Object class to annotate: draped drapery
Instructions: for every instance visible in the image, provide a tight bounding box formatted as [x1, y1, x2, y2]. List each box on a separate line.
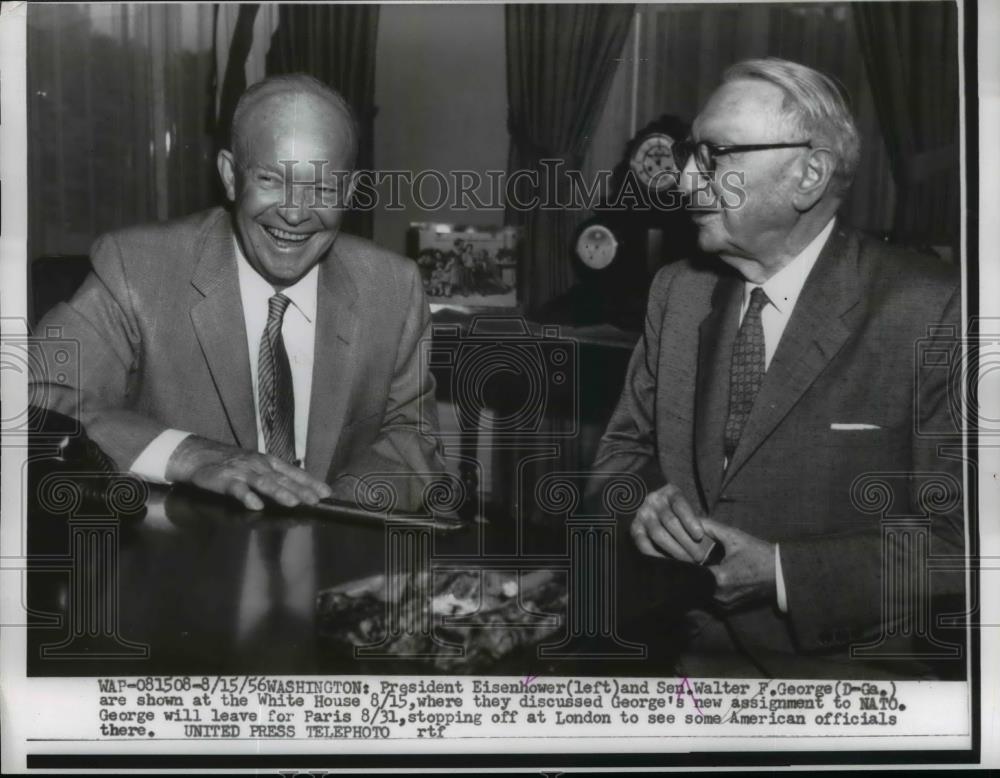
[27, 3, 216, 260]
[504, 4, 634, 314]
[854, 1, 960, 250]
[214, 3, 260, 151]
[497, 5, 634, 526]
[265, 4, 381, 239]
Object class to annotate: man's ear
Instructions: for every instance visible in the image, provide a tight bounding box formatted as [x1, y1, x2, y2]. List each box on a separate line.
[792, 148, 836, 210]
[216, 149, 237, 202]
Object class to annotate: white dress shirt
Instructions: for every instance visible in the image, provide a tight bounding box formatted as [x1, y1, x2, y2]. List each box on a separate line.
[732, 217, 836, 613]
[737, 217, 836, 370]
[130, 238, 319, 481]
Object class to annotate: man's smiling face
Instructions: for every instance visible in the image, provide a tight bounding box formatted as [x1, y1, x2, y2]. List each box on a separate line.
[218, 92, 355, 289]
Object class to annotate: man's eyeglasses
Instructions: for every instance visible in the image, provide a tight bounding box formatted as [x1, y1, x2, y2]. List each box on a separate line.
[671, 139, 813, 173]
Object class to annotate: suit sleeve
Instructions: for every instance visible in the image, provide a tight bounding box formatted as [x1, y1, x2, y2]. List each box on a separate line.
[586, 267, 673, 506]
[329, 264, 447, 511]
[780, 285, 966, 650]
[30, 234, 168, 470]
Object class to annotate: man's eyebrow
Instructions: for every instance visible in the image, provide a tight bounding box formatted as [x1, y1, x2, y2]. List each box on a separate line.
[693, 133, 736, 145]
[691, 120, 736, 145]
[244, 161, 283, 174]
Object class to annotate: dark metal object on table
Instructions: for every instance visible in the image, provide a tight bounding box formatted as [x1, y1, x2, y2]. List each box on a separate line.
[303, 496, 467, 532]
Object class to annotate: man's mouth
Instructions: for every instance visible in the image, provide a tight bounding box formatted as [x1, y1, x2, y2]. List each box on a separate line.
[261, 224, 314, 248]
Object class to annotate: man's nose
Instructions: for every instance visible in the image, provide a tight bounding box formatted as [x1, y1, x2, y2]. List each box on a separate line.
[676, 154, 704, 199]
[277, 187, 311, 226]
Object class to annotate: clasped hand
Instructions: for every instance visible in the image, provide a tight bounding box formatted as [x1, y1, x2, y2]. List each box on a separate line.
[630, 483, 777, 609]
[165, 436, 332, 511]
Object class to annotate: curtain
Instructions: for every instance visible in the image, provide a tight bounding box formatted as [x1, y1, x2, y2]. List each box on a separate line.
[27, 4, 216, 260]
[505, 4, 635, 314]
[265, 4, 381, 239]
[855, 2, 960, 250]
[497, 6, 634, 525]
[213, 3, 260, 150]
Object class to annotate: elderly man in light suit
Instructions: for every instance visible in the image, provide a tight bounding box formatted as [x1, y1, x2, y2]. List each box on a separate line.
[593, 58, 965, 678]
[32, 74, 444, 512]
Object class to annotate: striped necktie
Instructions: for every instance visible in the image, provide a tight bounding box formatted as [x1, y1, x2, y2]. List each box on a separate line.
[724, 287, 769, 462]
[258, 293, 296, 463]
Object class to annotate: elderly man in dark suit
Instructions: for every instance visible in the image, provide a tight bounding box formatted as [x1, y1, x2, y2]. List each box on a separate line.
[31, 74, 444, 512]
[592, 58, 965, 677]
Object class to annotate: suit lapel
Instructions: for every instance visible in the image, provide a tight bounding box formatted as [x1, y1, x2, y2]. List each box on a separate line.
[304, 244, 361, 480]
[189, 212, 257, 449]
[721, 227, 862, 488]
[694, 270, 743, 509]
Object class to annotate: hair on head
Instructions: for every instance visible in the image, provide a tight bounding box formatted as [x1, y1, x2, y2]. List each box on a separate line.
[723, 57, 861, 195]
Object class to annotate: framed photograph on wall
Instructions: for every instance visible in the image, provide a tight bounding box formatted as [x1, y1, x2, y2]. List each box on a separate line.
[407, 223, 520, 309]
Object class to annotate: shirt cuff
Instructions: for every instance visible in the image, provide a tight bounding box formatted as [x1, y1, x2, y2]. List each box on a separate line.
[775, 543, 788, 614]
[129, 429, 193, 484]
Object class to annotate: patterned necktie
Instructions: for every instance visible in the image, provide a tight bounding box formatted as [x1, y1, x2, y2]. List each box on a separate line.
[724, 287, 769, 462]
[258, 293, 296, 463]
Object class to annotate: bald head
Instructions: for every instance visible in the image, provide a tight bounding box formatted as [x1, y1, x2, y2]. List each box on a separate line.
[229, 74, 359, 170]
